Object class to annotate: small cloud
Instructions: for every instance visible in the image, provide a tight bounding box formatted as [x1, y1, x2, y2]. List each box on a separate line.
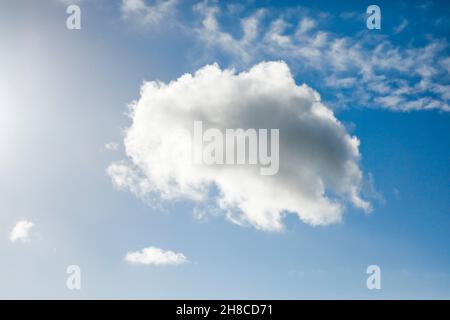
[125, 246, 188, 266]
[362, 173, 385, 205]
[394, 18, 408, 34]
[104, 142, 119, 151]
[9, 220, 34, 243]
[297, 17, 316, 34]
[121, 0, 178, 26]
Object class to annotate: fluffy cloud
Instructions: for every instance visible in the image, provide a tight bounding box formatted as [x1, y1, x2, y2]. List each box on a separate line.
[9, 220, 34, 243]
[125, 246, 187, 265]
[121, 0, 178, 25]
[108, 61, 370, 231]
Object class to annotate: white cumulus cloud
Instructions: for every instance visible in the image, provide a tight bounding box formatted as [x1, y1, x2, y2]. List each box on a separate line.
[9, 219, 34, 243]
[108, 61, 370, 231]
[125, 246, 187, 266]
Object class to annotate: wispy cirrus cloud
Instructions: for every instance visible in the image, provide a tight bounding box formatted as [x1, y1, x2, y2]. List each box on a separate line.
[118, 1, 450, 111]
[104, 142, 119, 151]
[121, 0, 178, 26]
[191, 1, 450, 112]
[393, 18, 408, 34]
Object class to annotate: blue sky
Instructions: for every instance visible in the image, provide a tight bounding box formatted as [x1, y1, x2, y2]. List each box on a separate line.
[0, 0, 449, 299]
